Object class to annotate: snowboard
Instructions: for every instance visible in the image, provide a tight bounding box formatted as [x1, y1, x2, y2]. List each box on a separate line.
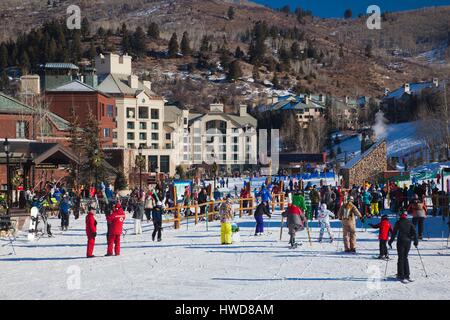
[27, 207, 39, 241]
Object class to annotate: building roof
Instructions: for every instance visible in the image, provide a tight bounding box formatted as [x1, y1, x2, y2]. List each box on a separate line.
[261, 95, 326, 112]
[44, 63, 79, 70]
[164, 105, 184, 124]
[97, 74, 157, 98]
[46, 79, 111, 98]
[0, 92, 70, 131]
[189, 110, 257, 128]
[384, 81, 438, 100]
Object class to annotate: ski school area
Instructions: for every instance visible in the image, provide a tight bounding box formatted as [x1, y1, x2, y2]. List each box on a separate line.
[1, 202, 450, 300]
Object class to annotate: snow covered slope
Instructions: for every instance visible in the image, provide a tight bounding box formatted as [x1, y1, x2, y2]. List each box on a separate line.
[1, 210, 449, 300]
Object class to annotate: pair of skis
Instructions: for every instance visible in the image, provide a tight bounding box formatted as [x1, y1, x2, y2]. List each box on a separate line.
[279, 216, 312, 246]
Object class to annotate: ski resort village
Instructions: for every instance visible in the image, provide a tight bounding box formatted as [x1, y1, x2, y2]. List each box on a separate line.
[1, 0, 450, 305]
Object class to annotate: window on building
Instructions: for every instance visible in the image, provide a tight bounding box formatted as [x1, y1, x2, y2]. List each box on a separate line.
[151, 133, 158, 141]
[107, 105, 114, 117]
[138, 107, 149, 119]
[103, 128, 111, 138]
[127, 143, 135, 148]
[233, 137, 238, 144]
[139, 132, 147, 140]
[148, 155, 158, 172]
[127, 132, 135, 140]
[233, 145, 238, 152]
[139, 122, 147, 130]
[184, 118, 188, 125]
[127, 122, 135, 129]
[165, 143, 172, 149]
[160, 155, 170, 173]
[165, 133, 171, 140]
[151, 109, 159, 119]
[113, 132, 118, 139]
[151, 143, 158, 149]
[16, 121, 28, 138]
[126, 108, 135, 119]
[151, 122, 159, 130]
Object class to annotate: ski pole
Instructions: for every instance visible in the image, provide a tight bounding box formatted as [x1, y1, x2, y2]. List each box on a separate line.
[336, 227, 341, 251]
[279, 216, 284, 241]
[384, 255, 389, 278]
[306, 221, 312, 246]
[416, 246, 428, 278]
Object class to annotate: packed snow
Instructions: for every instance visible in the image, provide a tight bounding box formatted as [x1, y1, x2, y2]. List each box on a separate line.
[1, 209, 450, 300]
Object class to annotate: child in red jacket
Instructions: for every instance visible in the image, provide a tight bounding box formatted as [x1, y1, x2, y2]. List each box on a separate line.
[85, 204, 97, 258]
[369, 214, 393, 260]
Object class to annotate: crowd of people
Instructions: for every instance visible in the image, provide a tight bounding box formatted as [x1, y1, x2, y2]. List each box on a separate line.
[21, 175, 450, 284]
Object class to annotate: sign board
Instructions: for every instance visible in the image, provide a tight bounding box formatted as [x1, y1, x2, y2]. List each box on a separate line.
[35, 164, 58, 170]
[173, 180, 192, 202]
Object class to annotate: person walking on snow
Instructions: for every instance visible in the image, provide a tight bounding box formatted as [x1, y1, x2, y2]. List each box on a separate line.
[133, 194, 145, 234]
[318, 203, 335, 243]
[219, 195, 234, 245]
[106, 203, 126, 256]
[337, 196, 364, 253]
[258, 185, 272, 213]
[388, 211, 419, 283]
[254, 202, 272, 236]
[152, 201, 164, 242]
[406, 194, 427, 240]
[369, 214, 393, 260]
[282, 198, 307, 249]
[85, 203, 97, 258]
[361, 188, 372, 217]
[59, 195, 72, 231]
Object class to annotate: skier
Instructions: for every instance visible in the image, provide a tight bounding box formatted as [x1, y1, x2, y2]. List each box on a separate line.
[406, 194, 427, 240]
[388, 211, 419, 283]
[282, 197, 307, 249]
[369, 214, 393, 260]
[106, 202, 126, 256]
[309, 185, 321, 219]
[370, 187, 381, 216]
[361, 188, 372, 217]
[85, 202, 97, 258]
[59, 194, 71, 231]
[152, 201, 164, 242]
[258, 185, 272, 213]
[219, 195, 234, 245]
[144, 191, 155, 222]
[254, 201, 272, 236]
[337, 196, 364, 253]
[317, 203, 334, 243]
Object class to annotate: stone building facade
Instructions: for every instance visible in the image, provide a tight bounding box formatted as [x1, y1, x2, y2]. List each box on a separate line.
[341, 140, 387, 188]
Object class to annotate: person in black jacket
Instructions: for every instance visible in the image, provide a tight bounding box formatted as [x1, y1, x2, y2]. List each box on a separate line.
[152, 201, 164, 242]
[254, 202, 272, 236]
[388, 212, 419, 283]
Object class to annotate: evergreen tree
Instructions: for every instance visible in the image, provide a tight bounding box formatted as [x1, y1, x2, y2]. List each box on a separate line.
[290, 41, 301, 59]
[114, 170, 128, 191]
[234, 46, 244, 59]
[252, 64, 260, 81]
[82, 109, 106, 185]
[68, 106, 83, 188]
[147, 22, 160, 39]
[227, 6, 235, 20]
[20, 51, 30, 74]
[272, 72, 280, 89]
[0, 44, 7, 70]
[81, 17, 90, 39]
[199, 36, 210, 53]
[168, 32, 179, 58]
[71, 31, 82, 62]
[0, 70, 8, 91]
[180, 31, 191, 56]
[365, 43, 373, 57]
[122, 29, 132, 54]
[279, 41, 291, 70]
[132, 26, 147, 57]
[220, 47, 232, 71]
[86, 40, 97, 60]
[97, 27, 106, 38]
[227, 60, 242, 81]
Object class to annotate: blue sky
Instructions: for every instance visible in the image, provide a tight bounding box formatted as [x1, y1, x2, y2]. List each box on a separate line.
[253, 0, 450, 18]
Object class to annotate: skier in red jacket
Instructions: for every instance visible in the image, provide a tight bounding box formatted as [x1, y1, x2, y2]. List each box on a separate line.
[106, 202, 126, 256]
[369, 214, 393, 260]
[85, 204, 97, 258]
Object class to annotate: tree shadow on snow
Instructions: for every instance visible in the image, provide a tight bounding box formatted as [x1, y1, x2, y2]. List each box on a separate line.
[0, 256, 85, 262]
[212, 277, 368, 282]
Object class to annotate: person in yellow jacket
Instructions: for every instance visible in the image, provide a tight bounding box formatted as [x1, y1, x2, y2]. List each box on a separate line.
[338, 196, 364, 253]
[219, 195, 234, 245]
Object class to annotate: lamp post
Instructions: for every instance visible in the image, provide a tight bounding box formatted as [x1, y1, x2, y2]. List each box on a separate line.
[138, 146, 143, 192]
[94, 148, 99, 188]
[3, 138, 11, 215]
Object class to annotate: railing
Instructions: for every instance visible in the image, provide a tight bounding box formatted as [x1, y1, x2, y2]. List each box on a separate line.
[163, 193, 287, 229]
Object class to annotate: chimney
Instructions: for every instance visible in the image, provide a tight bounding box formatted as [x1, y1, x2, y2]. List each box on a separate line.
[143, 80, 152, 91]
[210, 103, 224, 113]
[433, 78, 439, 87]
[128, 75, 139, 89]
[404, 83, 410, 94]
[345, 96, 350, 104]
[384, 88, 390, 96]
[319, 94, 325, 103]
[304, 96, 310, 104]
[239, 104, 248, 116]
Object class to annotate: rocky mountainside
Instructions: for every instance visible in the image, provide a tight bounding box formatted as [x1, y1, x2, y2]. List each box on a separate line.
[1, 0, 449, 109]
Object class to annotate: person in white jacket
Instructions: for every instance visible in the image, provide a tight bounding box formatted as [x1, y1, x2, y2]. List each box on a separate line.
[318, 203, 335, 243]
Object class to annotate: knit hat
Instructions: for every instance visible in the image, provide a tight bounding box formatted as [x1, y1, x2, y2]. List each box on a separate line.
[320, 203, 327, 211]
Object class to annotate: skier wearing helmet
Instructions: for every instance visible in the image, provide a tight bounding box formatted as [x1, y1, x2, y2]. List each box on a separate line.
[152, 201, 164, 242]
[337, 196, 364, 253]
[106, 202, 126, 256]
[318, 203, 335, 243]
